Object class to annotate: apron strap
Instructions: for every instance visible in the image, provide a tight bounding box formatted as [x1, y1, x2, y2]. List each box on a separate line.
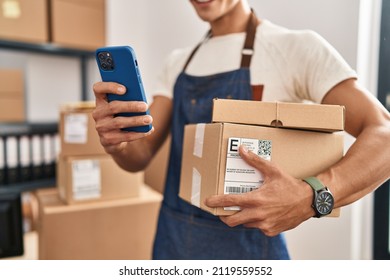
[182, 9, 259, 72]
[241, 11, 259, 68]
[182, 31, 211, 72]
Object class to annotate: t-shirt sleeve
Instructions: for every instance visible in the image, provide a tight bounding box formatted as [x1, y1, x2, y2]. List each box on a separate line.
[291, 31, 357, 103]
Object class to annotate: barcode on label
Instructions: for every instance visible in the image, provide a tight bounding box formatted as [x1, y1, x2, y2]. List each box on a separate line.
[226, 186, 258, 194]
[258, 140, 271, 157]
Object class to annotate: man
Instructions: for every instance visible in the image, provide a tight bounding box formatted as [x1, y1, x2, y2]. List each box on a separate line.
[92, 0, 390, 259]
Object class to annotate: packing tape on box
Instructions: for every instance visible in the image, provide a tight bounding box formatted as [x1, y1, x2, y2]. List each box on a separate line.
[193, 123, 206, 158]
[191, 168, 201, 207]
[191, 123, 205, 207]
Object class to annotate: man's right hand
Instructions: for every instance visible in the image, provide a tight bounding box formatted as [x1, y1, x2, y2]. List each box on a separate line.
[92, 81, 154, 155]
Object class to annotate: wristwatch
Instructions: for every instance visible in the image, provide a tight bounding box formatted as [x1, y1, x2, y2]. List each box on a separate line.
[303, 177, 334, 218]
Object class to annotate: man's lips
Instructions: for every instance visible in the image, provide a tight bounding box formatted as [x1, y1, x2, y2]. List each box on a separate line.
[193, 0, 213, 4]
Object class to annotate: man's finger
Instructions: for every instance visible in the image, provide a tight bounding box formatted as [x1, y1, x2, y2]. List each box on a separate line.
[93, 82, 126, 100]
[205, 192, 258, 208]
[239, 145, 280, 178]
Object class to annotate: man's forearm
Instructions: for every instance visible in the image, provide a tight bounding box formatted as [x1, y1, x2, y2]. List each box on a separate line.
[318, 124, 390, 207]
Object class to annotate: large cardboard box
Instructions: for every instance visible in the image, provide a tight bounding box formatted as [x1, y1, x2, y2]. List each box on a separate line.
[37, 186, 162, 260]
[59, 101, 106, 156]
[0, 0, 49, 43]
[212, 99, 345, 132]
[57, 154, 143, 204]
[179, 123, 343, 216]
[50, 0, 105, 50]
[0, 69, 25, 122]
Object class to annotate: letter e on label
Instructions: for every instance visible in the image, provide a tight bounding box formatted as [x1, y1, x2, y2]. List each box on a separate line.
[228, 137, 240, 153]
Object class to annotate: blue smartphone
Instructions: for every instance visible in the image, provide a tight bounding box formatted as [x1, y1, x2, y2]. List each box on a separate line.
[95, 45, 152, 133]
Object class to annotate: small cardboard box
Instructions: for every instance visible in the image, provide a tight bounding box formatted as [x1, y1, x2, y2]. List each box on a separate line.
[212, 99, 345, 132]
[0, 0, 49, 43]
[0, 69, 25, 122]
[57, 154, 143, 204]
[179, 123, 343, 216]
[59, 101, 106, 156]
[37, 186, 162, 260]
[50, 0, 105, 50]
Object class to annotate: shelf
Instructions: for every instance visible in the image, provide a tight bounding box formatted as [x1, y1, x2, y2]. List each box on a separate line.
[0, 39, 95, 100]
[0, 39, 94, 58]
[0, 122, 58, 137]
[0, 179, 56, 195]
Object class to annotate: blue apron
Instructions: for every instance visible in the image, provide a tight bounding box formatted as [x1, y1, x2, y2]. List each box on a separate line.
[153, 12, 290, 260]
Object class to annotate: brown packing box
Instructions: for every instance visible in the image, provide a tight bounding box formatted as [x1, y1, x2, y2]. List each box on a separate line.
[0, 69, 24, 94]
[57, 154, 143, 204]
[0, 0, 49, 43]
[179, 123, 343, 216]
[0, 69, 25, 122]
[0, 98, 25, 122]
[59, 101, 106, 156]
[212, 99, 345, 132]
[37, 186, 162, 260]
[51, 0, 105, 50]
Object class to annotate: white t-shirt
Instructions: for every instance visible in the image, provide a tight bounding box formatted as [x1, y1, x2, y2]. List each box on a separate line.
[153, 20, 357, 104]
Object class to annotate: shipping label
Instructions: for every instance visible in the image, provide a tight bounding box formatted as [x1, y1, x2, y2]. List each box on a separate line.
[64, 113, 88, 144]
[224, 137, 272, 210]
[72, 159, 101, 200]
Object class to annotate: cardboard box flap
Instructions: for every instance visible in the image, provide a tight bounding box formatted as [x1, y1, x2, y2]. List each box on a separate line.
[212, 99, 345, 132]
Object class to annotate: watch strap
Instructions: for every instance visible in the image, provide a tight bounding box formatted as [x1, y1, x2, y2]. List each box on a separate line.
[303, 176, 325, 191]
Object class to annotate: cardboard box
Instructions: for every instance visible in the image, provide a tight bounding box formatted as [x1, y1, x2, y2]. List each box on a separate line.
[0, 69, 25, 122]
[212, 99, 345, 132]
[144, 135, 171, 194]
[57, 154, 143, 204]
[179, 123, 343, 216]
[59, 101, 106, 156]
[0, 69, 24, 94]
[50, 0, 105, 50]
[37, 185, 162, 260]
[0, 0, 49, 43]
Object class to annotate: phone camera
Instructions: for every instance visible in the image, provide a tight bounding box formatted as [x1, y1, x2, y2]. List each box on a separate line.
[98, 51, 115, 71]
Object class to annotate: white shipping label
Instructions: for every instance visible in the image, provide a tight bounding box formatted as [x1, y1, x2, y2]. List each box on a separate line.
[224, 137, 272, 210]
[64, 114, 88, 144]
[2, 0, 21, 18]
[72, 159, 101, 200]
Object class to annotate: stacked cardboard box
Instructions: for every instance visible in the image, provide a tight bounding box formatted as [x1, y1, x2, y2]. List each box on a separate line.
[0, 0, 49, 43]
[0, 69, 25, 122]
[50, 0, 106, 50]
[0, 0, 105, 50]
[179, 99, 344, 216]
[36, 101, 162, 259]
[57, 101, 142, 204]
[37, 186, 162, 260]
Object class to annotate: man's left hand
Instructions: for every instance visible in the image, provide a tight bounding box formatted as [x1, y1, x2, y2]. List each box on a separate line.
[205, 145, 315, 236]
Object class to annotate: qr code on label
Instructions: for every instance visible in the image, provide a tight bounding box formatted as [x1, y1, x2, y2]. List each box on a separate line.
[258, 140, 272, 157]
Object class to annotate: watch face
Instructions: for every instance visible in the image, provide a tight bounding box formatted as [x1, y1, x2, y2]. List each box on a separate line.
[315, 191, 334, 215]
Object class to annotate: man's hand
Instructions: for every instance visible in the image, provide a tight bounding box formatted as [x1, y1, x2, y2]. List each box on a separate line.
[205, 145, 315, 236]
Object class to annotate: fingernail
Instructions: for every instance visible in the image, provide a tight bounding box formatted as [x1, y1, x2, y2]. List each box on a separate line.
[117, 86, 126, 94]
[138, 103, 147, 111]
[143, 115, 152, 124]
